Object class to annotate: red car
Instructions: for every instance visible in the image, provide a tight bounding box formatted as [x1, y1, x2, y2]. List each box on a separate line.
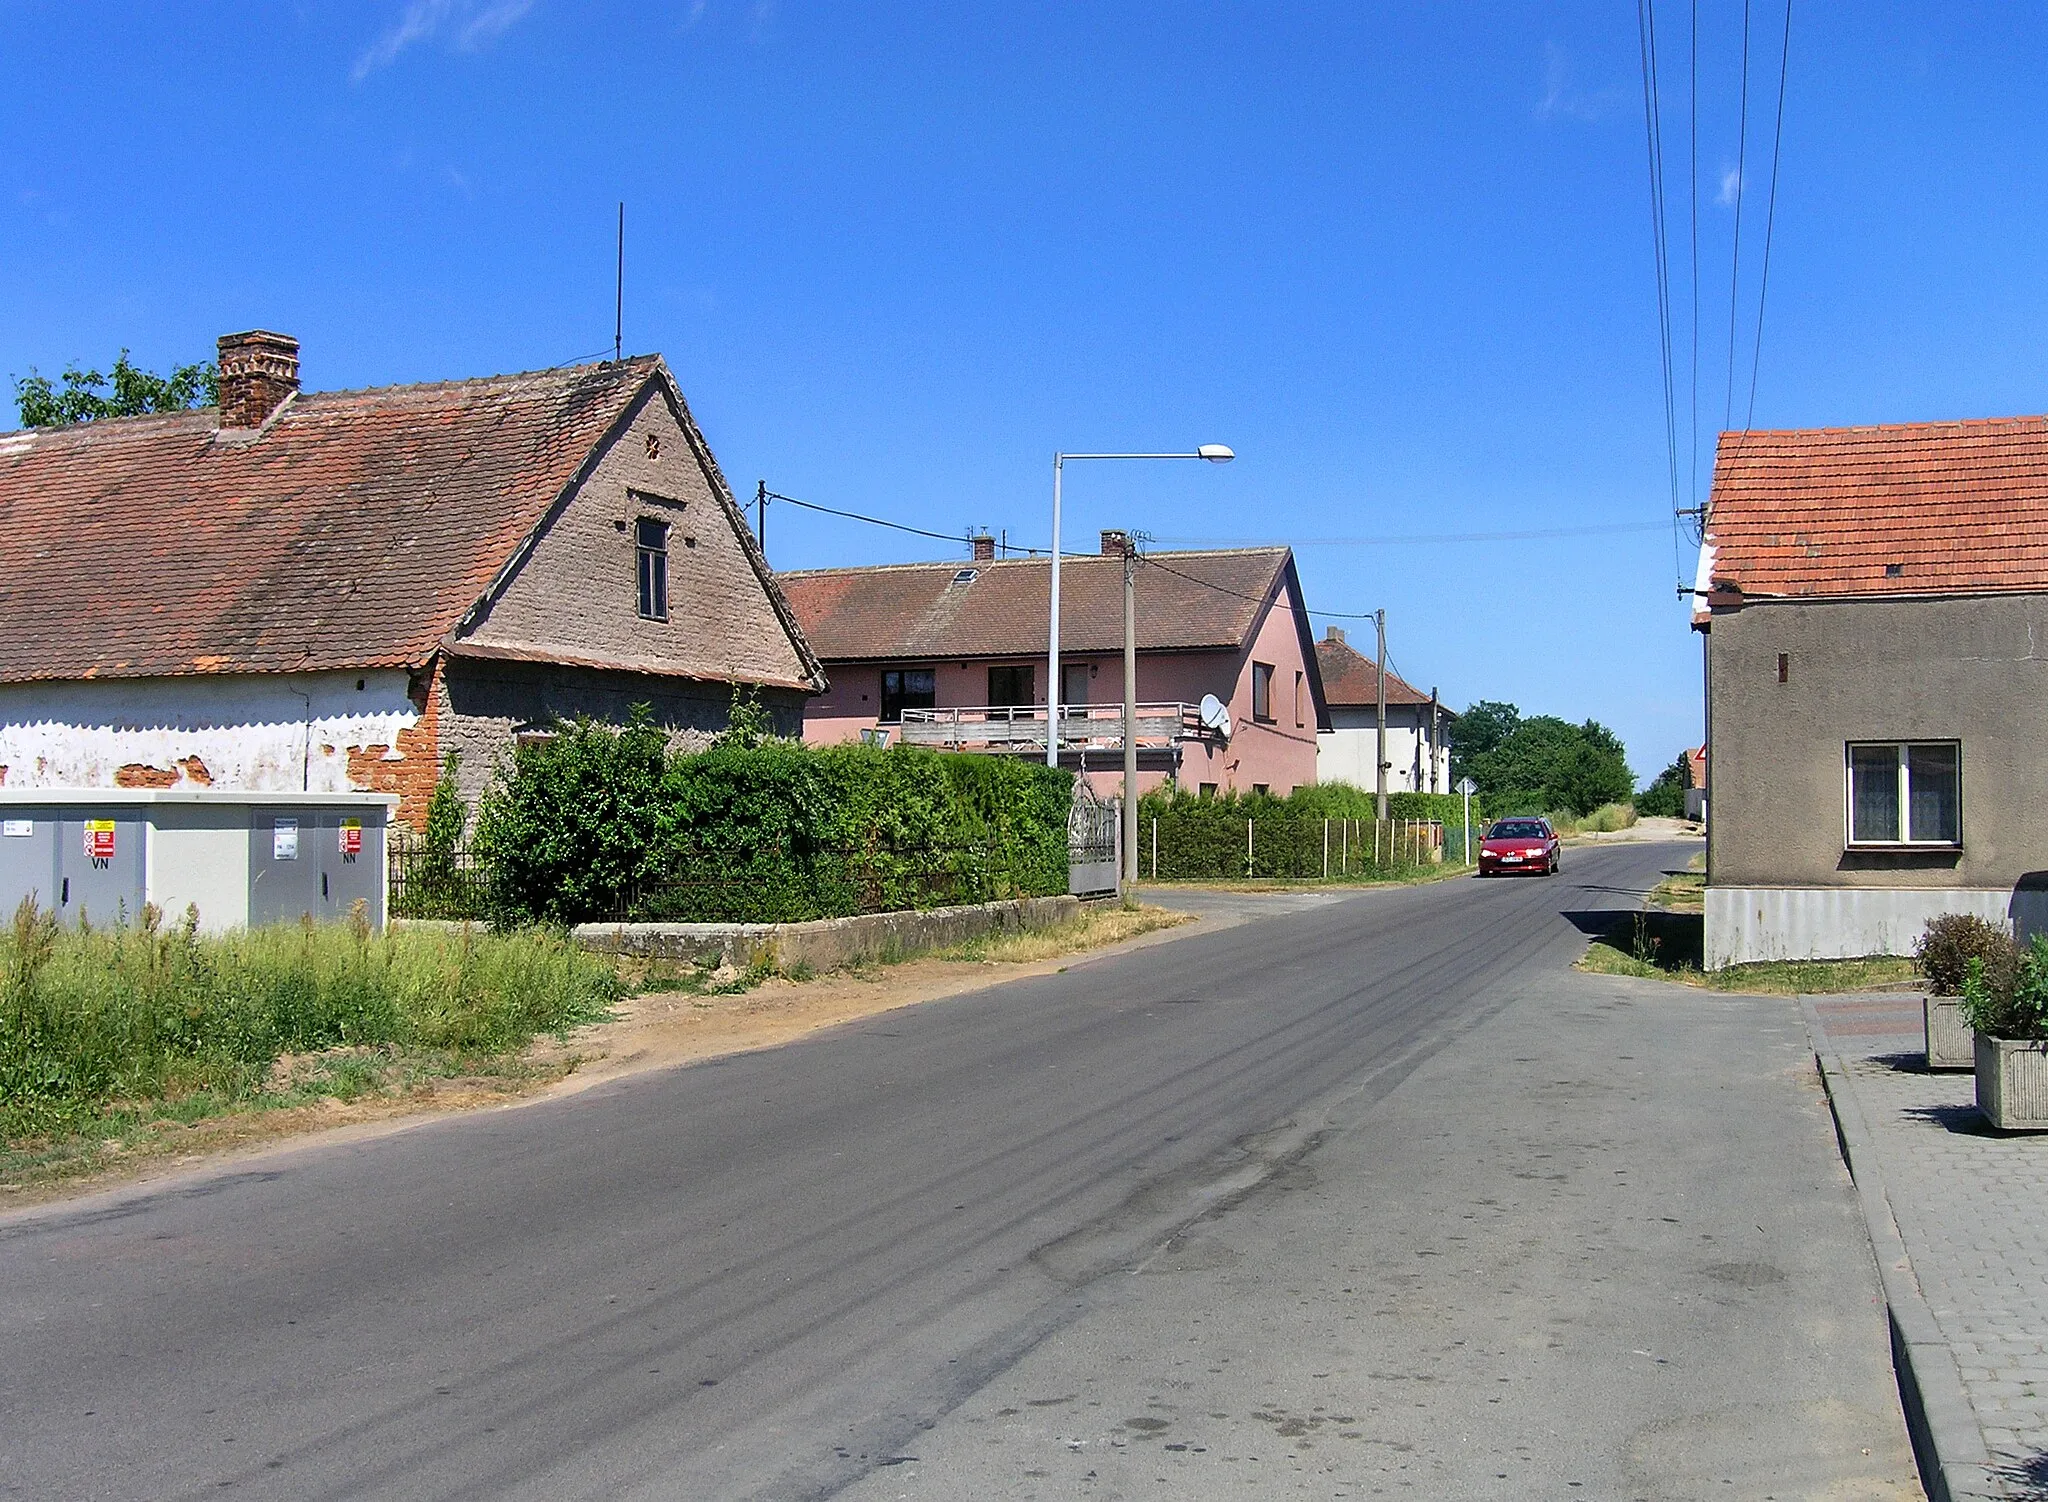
[1478, 817, 1560, 876]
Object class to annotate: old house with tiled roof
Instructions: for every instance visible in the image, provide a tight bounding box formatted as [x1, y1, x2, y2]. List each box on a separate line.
[1313, 626, 1453, 794]
[1695, 413, 2048, 965]
[0, 331, 824, 826]
[779, 534, 1328, 796]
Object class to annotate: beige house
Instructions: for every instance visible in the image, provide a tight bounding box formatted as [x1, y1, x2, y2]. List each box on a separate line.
[0, 331, 824, 826]
[1697, 414, 2048, 964]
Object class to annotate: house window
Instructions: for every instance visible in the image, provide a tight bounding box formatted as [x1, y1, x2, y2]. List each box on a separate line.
[988, 664, 1034, 706]
[636, 517, 669, 620]
[1252, 662, 1275, 723]
[1847, 741, 1961, 846]
[1295, 671, 1305, 727]
[1062, 662, 1090, 708]
[1199, 782, 1218, 798]
[880, 668, 936, 723]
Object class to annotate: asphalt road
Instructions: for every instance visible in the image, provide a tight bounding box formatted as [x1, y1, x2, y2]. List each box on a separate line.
[0, 843, 1901, 1500]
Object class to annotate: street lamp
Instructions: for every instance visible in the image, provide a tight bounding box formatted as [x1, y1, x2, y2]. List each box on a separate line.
[1046, 447, 1235, 879]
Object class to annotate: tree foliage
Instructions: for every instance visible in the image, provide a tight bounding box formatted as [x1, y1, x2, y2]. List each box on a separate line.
[1452, 701, 1635, 816]
[13, 351, 219, 428]
[1634, 754, 1693, 818]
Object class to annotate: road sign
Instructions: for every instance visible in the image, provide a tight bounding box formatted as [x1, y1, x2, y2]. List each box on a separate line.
[1455, 777, 1478, 795]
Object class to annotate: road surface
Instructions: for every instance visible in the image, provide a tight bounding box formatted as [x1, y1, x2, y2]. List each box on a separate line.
[0, 842, 1915, 1499]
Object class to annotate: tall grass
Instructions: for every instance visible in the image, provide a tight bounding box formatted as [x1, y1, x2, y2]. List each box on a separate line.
[0, 899, 619, 1144]
[1549, 803, 1638, 835]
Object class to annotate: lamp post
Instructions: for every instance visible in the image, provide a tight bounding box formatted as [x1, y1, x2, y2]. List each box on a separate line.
[1047, 447, 1234, 881]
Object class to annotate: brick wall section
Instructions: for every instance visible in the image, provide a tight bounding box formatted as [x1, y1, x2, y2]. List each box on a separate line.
[344, 660, 446, 831]
[437, 658, 804, 808]
[114, 763, 179, 788]
[463, 384, 812, 691]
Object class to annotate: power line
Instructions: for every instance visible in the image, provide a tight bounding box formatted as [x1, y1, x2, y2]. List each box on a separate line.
[1635, 0, 1686, 587]
[1688, 0, 1700, 519]
[1722, 0, 1753, 432]
[760, 488, 978, 548]
[1150, 521, 1667, 547]
[1140, 553, 1384, 621]
[1744, 0, 1793, 432]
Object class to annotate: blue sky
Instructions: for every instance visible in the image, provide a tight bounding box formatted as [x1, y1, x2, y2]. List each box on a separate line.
[7, 3, 2046, 785]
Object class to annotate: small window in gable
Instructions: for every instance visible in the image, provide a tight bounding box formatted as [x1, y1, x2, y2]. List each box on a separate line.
[636, 517, 669, 621]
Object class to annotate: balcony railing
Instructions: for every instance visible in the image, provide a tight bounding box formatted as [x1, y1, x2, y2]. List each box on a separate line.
[895, 702, 1202, 752]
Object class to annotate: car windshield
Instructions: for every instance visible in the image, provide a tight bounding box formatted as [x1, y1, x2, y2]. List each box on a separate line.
[1488, 821, 1547, 840]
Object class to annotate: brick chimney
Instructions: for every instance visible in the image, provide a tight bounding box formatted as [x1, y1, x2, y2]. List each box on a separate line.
[1099, 529, 1131, 556]
[217, 331, 299, 430]
[1325, 625, 1347, 645]
[970, 532, 996, 562]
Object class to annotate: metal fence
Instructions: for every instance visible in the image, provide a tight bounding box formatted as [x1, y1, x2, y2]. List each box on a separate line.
[1144, 814, 1451, 882]
[387, 838, 490, 920]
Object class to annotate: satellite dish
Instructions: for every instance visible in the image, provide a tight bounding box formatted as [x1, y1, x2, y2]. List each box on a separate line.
[1199, 694, 1232, 740]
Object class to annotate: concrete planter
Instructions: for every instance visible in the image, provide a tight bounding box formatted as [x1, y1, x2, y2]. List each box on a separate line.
[1924, 997, 1974, 1071]
[1975, 1033, 2048, 1132]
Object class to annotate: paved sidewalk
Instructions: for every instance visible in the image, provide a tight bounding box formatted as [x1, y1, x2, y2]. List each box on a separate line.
[1808, 995, 2048, 1501]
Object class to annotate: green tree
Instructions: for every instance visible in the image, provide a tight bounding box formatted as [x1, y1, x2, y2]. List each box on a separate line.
[1635, 754, 1692, 818]
[1450, 701, 1519, 787]
[13, 351, 219, 428]
[1466, 713, 1635, 816]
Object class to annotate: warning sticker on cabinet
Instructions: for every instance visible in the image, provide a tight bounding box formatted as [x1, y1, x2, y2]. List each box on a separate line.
[273, 818, 299, 861]
[339, 819, 363, 857]
[84, 820, 116, 860]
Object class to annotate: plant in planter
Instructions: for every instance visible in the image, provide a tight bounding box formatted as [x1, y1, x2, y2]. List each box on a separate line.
[1960, 941, 2048, 1131]
[1917, 914, 2018, 1071]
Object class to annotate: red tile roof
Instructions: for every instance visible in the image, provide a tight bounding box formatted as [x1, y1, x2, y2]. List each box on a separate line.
[1313, 633, 1440, 710]
[1702, 414, 2048, 604]
[779, 548, 1296, 660]
[0, 357, 819, 686]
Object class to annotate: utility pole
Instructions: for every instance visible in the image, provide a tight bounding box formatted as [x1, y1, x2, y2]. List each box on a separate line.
[1429, 687, 1440, 793]
[1375, 608, 1389, 821]
[754, 480, 768, 557]
[1122, 533, 1139, 885]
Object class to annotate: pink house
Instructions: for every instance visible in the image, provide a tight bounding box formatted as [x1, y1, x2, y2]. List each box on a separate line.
[778, 536, 1329, 796]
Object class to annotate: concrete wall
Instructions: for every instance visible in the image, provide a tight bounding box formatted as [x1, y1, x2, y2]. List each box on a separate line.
[1704, 592, 2048, 963]
[1318, 705, 1452, 793]
[568, 894, 1082, 973]
[1708, 594, 2048, 891]
[0, 670, 419, 795]
[463, 381, 813, 693]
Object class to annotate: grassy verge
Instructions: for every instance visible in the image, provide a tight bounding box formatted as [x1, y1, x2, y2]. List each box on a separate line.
[1, 901, 618, 1191]
[1575, 859, 1919, 993]
[915, 902, 1193, 964]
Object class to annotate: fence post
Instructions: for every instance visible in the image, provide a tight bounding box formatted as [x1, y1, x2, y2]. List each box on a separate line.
[1151, 815, 1158, 880]
[1323, 819, 1330, 880]
[1247, 817, 1254, 878]
[1340, 818, 1348, 875]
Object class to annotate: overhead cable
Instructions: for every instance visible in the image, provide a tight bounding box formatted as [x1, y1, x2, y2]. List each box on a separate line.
[1743, 0, 1793, 432]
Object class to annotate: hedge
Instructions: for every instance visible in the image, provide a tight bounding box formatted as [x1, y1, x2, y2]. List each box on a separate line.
[1135, 785, 1471, 881]
[474, 715, 1072, 924]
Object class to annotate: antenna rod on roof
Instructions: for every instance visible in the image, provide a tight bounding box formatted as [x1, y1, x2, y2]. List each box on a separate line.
[614, 202, 625, 363]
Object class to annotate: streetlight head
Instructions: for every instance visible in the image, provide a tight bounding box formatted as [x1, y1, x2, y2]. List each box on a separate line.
[1197, 444, 1235, 463]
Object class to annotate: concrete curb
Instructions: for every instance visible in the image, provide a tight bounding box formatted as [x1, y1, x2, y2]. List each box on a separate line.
[1798, 996, 2000, 1502]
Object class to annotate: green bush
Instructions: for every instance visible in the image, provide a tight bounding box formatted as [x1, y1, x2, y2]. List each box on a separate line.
[1918, 913, 2019, 998]
[1137, 785, 1451, 880]
[474, 715, 1072, 924]
[0, 897, 618, 1144]
[1961, 939, 2048, 1041]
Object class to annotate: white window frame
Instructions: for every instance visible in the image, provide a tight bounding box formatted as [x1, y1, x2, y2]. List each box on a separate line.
[1844, 740, 1962, 849]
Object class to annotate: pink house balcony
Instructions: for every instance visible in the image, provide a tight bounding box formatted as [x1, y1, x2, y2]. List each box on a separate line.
[895, 702, 1203, 754]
